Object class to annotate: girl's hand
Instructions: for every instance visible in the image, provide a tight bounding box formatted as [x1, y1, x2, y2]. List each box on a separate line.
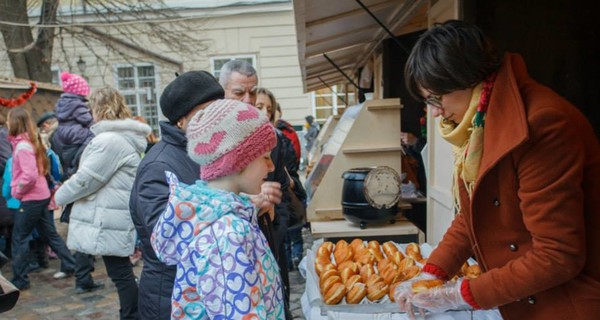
[245, 182, 282, 217]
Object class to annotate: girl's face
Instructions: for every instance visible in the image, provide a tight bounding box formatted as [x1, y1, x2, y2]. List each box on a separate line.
[419, 87, 473, 123]
[255, 93, 273, 121]
[237, 152, 274, 194]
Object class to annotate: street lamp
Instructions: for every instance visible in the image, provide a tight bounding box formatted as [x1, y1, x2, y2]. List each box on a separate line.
[76, 56, 86, 75]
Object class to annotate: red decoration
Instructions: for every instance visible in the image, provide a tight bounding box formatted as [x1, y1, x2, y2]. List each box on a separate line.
[0, 82, 38, 108]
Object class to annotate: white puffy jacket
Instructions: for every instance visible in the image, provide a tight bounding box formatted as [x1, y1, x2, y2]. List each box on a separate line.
[55, 118, 150, 257]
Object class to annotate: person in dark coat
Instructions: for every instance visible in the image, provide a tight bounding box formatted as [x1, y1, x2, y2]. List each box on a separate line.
[131, 71, 282, 319]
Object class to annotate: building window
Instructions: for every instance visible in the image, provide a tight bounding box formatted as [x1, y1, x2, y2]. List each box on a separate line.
[114, 64, 160, 136]
[51, 67, 61, 86]
[210, 55, 256, 79]
[311, 84, 355, 122]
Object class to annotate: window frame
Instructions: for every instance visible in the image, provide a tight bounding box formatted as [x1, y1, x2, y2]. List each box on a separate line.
[112, 62, 161, 136]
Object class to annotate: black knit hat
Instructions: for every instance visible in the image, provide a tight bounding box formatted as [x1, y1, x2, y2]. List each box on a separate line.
[36, 111, 57, 127]
[159, 71, 225, 123]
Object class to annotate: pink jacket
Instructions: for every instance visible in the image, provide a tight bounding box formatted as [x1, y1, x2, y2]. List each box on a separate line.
[9, 133, 50, 201]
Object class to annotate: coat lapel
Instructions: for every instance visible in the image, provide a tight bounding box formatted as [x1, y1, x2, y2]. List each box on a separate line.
[475, 54, 530, 193]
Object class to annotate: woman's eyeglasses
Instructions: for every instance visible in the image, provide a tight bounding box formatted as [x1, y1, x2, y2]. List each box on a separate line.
[423, 94, 443, 109]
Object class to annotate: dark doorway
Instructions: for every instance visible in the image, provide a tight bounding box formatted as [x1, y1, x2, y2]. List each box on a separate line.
[467, 0, 600, 137]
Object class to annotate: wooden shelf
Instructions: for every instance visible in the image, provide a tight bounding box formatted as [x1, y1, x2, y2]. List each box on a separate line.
[342, 146, 403, 154]
[311, 219, 424, 242]
[366, 99, 403, 111]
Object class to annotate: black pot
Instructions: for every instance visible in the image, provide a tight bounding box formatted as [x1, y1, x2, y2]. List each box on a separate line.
[341, 167, 398, 229]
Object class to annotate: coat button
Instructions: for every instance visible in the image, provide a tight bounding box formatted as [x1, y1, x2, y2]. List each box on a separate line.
[527, 296, 536, 304]
[493, 198, 500, 206]
[509, 244, 518, 251]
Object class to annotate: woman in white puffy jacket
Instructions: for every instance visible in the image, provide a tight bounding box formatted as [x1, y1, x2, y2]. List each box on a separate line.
[55, 86, 150, 320]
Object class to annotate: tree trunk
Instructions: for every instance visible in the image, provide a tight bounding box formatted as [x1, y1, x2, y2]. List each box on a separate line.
[0, 0, 58, 82]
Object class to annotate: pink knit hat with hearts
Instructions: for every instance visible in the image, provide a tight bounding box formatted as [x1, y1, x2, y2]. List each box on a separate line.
[61, 72, 90, 96]
[186, 99, 277, 181]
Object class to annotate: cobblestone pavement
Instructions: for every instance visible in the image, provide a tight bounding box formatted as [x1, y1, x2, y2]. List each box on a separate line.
[1, 217, 313, 319]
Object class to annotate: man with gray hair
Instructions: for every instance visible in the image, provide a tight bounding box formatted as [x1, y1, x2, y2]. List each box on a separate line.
[220, 60, 293, 320]
[219, 59, 258, 105]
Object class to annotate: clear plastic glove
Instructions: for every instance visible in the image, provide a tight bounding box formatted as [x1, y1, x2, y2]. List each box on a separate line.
[393, 272, 438, 319]
[412, 278, 471, 313]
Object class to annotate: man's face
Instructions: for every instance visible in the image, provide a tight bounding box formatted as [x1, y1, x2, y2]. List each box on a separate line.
[224, 71, 258, 105]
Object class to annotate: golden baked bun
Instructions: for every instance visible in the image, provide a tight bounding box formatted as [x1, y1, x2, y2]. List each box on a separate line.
[382, 241, 399, 258]
[381, 265, 401, 285]
[321, 275, 342, 295]
[405, 243, 423, 261]
[397, 256, 415, 272]
[350, 239, 366, 252]
[465, 265, 482, 279]
[411, 279, 444, 293]
[345, 274, 362, 291]
[315, 255, 331, 266]
[366, 274, 384, 287]
[459, 262, 469, 277]
[337, 260, 358, 272]
[345, 282, 367, 304]
[340, 267, 358, 284]
[367, 280, 389, 301]
[360, 263, 375, 283]
[334, 240, 353, 264]
[377, 258, 397, 274]
[400, 265, 421, 281]
[369, 247, 385, 262]
[317, 241, 334, 258]
[320, 269, 338, 283]
[315, 263, 336, 277]
[390, 251, 405, 266]
[354, 248, 375, 266]
[323, 282, 346, 305]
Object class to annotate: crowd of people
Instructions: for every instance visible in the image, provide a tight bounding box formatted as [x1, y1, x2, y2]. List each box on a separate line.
[0, 60, 309, 319]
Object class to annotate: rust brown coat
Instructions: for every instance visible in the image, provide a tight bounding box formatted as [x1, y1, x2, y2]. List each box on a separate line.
[427, 53, 600, 320]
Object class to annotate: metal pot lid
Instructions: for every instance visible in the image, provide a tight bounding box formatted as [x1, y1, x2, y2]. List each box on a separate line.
[363, 166, 401, 209]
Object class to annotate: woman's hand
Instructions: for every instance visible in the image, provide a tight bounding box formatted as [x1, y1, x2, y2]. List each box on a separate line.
[411, 279, 470, 313]
[394, 272, 437, 319]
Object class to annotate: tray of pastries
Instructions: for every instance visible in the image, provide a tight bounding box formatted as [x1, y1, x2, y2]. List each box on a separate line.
[305, 238, 481, 315]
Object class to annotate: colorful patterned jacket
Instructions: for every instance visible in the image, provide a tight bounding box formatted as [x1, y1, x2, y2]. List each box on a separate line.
[152, 172, 284, 319]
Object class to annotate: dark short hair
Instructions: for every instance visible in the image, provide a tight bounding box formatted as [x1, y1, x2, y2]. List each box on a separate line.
[404, 20, 501, 99]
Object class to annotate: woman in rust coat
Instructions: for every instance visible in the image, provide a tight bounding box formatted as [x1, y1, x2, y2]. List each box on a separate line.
[396, 20, 600, 320]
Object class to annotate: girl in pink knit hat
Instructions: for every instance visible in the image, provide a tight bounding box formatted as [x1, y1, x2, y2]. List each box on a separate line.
[152, 99, 285, 319]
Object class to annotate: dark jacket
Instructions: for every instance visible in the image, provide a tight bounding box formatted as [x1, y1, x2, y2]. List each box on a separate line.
[52, 93, 94, 179]
[0, 127, 12, 222]
[129, 121, 200, 320]
[54, 93, 94, 146]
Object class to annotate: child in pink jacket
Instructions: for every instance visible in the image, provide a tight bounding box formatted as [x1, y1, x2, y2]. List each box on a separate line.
[6, 108, 75, 290]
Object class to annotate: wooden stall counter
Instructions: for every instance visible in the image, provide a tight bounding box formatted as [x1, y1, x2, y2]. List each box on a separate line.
[311, 218, 424, 244]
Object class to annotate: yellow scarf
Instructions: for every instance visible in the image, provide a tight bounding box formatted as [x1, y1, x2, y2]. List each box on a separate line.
[438, 83, 484, 213]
